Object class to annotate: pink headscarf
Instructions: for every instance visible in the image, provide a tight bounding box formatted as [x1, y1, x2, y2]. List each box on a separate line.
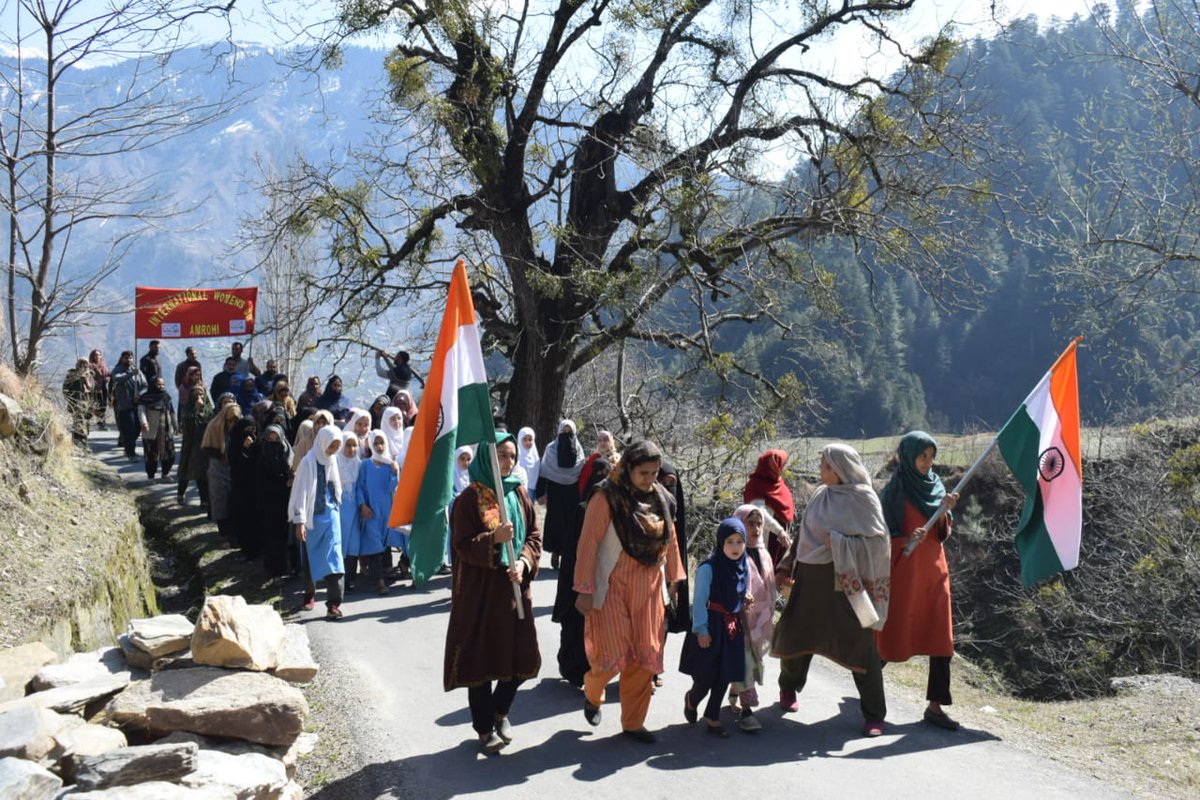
[391, 389, 418, 425]
[733, 503, 777, 661]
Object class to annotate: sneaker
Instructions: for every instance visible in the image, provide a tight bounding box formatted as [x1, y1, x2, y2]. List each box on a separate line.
[780, 689, 798, 713]
[437, 563, 452, 576]
[583, 701, 602, 727]
[862, 720, 885, 737]
[738, 712, 763, 733]
[326, 605, 344, 620]
[302, 594, 316, 611]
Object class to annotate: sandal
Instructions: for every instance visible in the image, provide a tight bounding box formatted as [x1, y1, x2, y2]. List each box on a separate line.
[684, 691, 698, 724]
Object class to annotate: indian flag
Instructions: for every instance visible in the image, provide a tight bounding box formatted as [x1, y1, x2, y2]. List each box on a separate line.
[996, 338, 1083, 587]
[390, 260, 495, 585]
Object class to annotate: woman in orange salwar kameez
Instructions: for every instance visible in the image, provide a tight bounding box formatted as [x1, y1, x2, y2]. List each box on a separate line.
[574, 440, 684, 743]
[876, 431, 960, 730]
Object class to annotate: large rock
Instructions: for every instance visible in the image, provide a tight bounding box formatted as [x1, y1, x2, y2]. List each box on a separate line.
[0, 643, 58, 702]
[0, 705, 70, 761]
[125, 616, 194, 659]
[32, 649, 129, 692]
[54, 724, 127, 762]
[70, 742, 197, 791]
[270, 626, 318, 685]
[190, 597, 286, 672]
[101, 668, 308, 746]
[155, 731, 317, 781]
[0, 393, 22, 439]
[3, 674, 129, 715]
[0, 756, 62, 800]
[59, 780, 235, 799]
[179, 749, 288, 799]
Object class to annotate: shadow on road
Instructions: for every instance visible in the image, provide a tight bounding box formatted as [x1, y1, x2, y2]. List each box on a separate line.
[313, 690, 1001, 799]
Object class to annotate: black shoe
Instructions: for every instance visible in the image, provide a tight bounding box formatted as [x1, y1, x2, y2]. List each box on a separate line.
[583, 701, 602, 727]
[622, 728, 656, 743]
[705, 723, 729, 739]
[684, 691, 698, 724]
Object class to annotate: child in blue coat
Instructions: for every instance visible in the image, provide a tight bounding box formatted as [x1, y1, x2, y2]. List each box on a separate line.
[679, 518, 752, 737]
[356, 430, 400, 594]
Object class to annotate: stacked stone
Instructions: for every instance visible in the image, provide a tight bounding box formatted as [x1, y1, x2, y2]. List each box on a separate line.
[0, 595, 319, 799]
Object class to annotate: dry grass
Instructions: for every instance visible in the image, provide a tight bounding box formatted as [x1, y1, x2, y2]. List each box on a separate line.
[0, 378, 139, 650]
[884, 656, 1200, 798]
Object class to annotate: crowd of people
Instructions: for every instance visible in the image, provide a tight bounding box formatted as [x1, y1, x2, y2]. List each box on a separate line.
[62, 341, 962, 755]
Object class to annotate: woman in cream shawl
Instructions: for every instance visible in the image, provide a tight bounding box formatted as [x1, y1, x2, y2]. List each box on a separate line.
[770, 443, 891, 737]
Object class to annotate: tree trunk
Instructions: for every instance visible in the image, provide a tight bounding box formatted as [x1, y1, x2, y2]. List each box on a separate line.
[504, 321, 574, 452]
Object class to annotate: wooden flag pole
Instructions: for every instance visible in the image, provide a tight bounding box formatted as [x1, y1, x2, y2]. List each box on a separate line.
[489, 443, 526, 620]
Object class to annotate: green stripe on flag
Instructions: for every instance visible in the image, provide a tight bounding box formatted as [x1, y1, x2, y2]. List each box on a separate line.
[997, 405, 1066, 587]
[407, 382, 496, 586]
[455, 382, 494, 448]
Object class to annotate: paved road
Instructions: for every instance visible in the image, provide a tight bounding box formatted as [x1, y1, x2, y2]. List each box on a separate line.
[90, 430, 1128, 800]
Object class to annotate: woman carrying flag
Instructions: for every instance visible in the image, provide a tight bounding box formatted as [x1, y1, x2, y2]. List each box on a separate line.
[444, 432, 542, 755]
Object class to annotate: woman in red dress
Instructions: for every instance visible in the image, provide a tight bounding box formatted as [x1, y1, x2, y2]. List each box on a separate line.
[876, 431, 960, 730]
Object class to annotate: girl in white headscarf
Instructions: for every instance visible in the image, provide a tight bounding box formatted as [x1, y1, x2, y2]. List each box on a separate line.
[337, 430, 364, 591]
[289, 426, 346, 619]
[381, 406, 411, 465]
[355, 429, 400, 594]
[345, 407, 372, 458]
[516, 427, 540, 503]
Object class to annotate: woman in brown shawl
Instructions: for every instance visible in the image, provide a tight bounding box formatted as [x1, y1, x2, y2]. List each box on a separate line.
[445, 432, 542, 755]
[770, 443, 892, 737]
[574, 439, 685, 743]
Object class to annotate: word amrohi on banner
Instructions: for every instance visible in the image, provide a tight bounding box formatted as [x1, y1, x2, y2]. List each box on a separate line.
[135, 286, 258, 339]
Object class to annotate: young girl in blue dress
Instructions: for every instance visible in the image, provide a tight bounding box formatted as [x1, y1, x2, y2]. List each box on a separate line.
[356, 429, 400, 594]
[679, 517, 752, 737]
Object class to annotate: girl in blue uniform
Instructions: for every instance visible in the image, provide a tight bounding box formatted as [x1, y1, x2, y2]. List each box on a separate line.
[356, 429, 400, 594]
[289, 426, 346, 619]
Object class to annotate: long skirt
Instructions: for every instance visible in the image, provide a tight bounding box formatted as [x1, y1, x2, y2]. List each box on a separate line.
[206, 460, 232, 522]
[770, 561, 878, 673]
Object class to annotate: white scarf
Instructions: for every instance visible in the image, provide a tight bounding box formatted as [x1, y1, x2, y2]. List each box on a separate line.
[369, 430, 394, 465]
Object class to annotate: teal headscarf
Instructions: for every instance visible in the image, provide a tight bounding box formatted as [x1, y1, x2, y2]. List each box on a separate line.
[468, 431, 526, 566]
[878, 430, 946, 538]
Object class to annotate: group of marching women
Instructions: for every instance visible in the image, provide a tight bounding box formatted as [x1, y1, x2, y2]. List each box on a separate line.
[444, 428, 962, 755]
[80, 341, 431, 621]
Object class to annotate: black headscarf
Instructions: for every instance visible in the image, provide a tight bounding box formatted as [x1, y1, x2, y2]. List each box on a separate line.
[557, 429, 580, 469]
[137, 381, 173, 413]
[600, 440, 674, 567]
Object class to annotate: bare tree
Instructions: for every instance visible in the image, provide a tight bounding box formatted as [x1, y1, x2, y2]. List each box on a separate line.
[243, 160, 324, 385]
[1040, 1, 1200, 328]
[0, 0, 241, 375]
[267, 0, 993, 444]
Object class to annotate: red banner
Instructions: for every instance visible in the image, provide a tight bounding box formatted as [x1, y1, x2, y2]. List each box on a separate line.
[135, 286, 258, 339]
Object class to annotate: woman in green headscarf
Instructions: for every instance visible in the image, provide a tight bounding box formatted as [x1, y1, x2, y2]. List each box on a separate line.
[444, 431, 542, 755]
[876, 430, 961, 731]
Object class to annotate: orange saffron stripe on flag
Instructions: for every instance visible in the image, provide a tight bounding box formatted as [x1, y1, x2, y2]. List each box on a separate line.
[1048, 341, 1082, 480]
[389, 259, 476, 526]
